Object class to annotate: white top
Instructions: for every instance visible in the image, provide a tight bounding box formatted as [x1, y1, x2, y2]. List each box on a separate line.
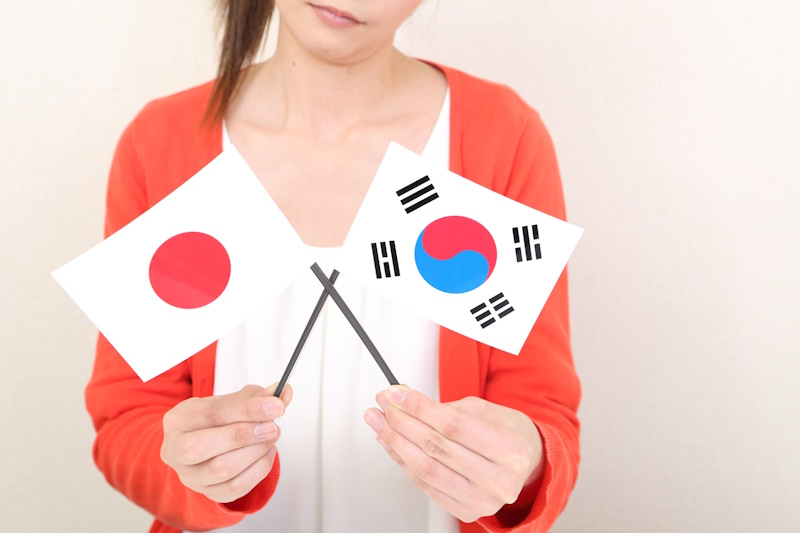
[213, 91, 459, 533]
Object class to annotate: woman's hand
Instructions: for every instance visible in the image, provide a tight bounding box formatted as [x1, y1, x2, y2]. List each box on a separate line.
[364, 385, 544, 523]
[160, 383, 292, 504]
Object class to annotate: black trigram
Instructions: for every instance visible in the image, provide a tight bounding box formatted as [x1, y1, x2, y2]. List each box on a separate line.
[371, 241, 400, 279]
[513, 225, 542, 262]
[396, 175, 439, 214]
[470, 292, 514, 329]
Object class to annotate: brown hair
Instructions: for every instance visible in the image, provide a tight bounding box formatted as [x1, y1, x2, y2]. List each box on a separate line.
[204, 0, 276, 127]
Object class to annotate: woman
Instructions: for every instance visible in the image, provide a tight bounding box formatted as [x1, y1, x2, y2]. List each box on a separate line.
[85, 1, 581, 532]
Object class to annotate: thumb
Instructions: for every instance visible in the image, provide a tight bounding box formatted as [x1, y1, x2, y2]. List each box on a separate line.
[260, 382, 294, 409]
[446, 396, 489, 418]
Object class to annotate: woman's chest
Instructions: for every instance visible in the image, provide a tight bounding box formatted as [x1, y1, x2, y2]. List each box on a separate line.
[225, 106, 442, 247]
[242, 137, 389, 246]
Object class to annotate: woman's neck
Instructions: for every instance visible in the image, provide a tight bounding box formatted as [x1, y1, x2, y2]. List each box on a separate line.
[243, 21, 415, 140]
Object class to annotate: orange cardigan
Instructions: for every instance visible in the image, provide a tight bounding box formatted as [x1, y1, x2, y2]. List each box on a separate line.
[85, 64, 581, 533]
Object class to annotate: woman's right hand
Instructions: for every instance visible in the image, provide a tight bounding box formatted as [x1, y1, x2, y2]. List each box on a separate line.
[160, 383, 292, 503]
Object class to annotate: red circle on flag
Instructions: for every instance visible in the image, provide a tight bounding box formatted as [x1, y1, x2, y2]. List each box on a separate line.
[148, 232, 231, 309]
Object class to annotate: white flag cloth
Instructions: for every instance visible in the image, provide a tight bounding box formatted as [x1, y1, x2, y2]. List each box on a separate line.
[339, 142, 583, 355]
[53, 147, 310, 381]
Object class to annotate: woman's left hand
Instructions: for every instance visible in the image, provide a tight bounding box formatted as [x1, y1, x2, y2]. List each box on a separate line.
[364, 385, 545, 523]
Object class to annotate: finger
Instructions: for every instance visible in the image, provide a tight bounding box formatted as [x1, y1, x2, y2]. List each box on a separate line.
[204, 446, 278, 504]
[377, 395, 519, 504]
[380, 391, 487, 472]
[382, 386, 507, 463]
[184, 439, 277, 489]
[174, 386, 287, 431]
[395, 453, 496, 524]
[364, 408, 476, 504]
[174, 421, 280, 466]
[374, 431, 499, 523]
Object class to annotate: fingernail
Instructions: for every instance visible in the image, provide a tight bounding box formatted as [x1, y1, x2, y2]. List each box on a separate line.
[376, 437, 392, 453]
[387, 386, 406, 405]
[254, 421, 277, 439]
[364, 410, 384, 431]
[263, 399, 284, 418]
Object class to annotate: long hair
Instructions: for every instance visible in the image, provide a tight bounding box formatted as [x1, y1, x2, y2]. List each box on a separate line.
[203, 0, 275, 127]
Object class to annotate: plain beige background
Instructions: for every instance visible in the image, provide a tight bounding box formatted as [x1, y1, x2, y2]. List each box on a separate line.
[2, 1, 798, 531]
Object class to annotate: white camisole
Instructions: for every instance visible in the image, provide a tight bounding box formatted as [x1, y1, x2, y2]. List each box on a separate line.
[213, 90, 459, 533]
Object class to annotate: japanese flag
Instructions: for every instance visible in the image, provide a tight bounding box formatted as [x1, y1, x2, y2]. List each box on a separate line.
[338, 142, 583, 355]
[52, 147, 310, 381]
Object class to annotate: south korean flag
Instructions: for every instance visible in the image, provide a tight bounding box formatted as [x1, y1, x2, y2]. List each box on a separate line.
[339, 142, 583, 355]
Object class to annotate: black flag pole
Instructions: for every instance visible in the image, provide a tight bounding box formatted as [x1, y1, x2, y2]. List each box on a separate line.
[310, 262, 399, 386]
[274, 269, 339, 398]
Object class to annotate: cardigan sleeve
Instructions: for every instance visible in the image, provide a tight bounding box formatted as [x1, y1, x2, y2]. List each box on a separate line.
[471, 110, 581, 533]
[84, 116, 281, 532]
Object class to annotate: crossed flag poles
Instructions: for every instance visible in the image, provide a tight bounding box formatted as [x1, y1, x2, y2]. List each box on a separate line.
[273, 265, 399, 398]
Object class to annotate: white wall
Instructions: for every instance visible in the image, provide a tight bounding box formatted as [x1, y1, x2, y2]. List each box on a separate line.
[2, 1, 798, 531]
